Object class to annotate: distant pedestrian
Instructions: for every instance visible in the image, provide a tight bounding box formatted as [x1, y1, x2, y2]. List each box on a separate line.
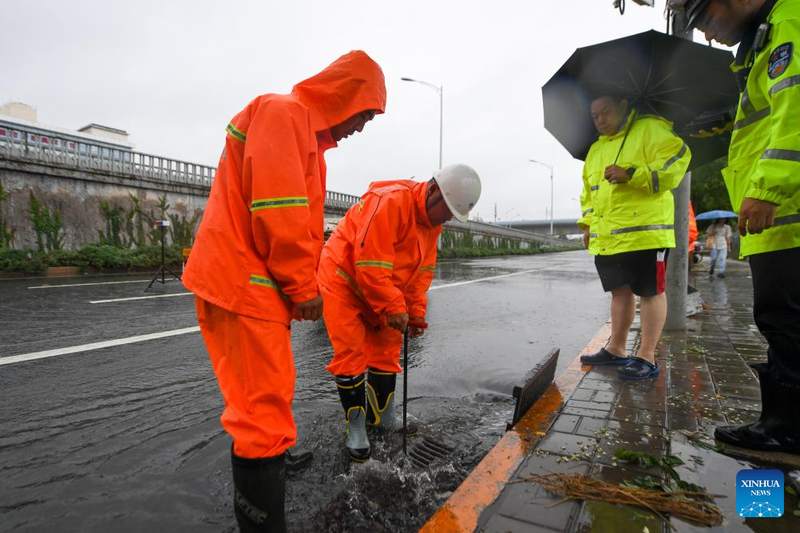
[182, 51, 386, 531]
[578, 91, 691, 380]
[706, 218, 732, 278]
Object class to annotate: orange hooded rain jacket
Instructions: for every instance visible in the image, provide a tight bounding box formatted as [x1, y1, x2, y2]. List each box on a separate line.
[183, 51, 386, 458]
[319, 180, 442, 376]
[183, 50, 386, 324]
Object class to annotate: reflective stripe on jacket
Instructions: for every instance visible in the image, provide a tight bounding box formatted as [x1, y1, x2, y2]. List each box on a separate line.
[318, 180, 441, 320]
[724, 0, 800, 257]
[578, 113, 691, 255]
[182, 51, 386, 323]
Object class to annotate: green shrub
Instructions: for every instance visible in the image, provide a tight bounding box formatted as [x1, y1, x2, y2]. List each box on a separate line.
[128, 244, 182, 268]
[438, 246, 545, 259]
[0, 249, 49, 274]
[76, 244, 132, 269]
[48, 249, 87, 267]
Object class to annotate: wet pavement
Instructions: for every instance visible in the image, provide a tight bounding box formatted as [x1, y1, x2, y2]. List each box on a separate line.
[431, 259, 800, 532]
[0, 251, 610, 532]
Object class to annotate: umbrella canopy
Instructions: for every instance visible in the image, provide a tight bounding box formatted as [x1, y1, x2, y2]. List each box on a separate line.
[543, 30, 739, 170]
[695, 210, 738, 221]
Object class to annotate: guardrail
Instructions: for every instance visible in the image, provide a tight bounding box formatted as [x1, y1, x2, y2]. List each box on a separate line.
[446, 218, 583, 249]
[0, 122, 361, 209]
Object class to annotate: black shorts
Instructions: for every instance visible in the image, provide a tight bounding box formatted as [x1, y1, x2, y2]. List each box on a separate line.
[594, 249, 669, 297]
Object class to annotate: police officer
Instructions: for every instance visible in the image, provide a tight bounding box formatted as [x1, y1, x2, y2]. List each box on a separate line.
[669, 0, 800, 454]
[578, 91, 691, 380]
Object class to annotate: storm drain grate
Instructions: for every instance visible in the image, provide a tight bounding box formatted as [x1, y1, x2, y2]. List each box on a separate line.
[408, 436, 456, 468]
[506, 347, 560, 431]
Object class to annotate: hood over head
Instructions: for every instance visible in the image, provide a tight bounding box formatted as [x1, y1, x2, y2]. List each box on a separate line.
[291, 50, 386, 133]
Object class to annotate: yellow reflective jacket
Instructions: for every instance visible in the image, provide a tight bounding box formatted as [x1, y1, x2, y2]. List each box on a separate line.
[578, 113, 691, 256]
[723, 0, 800, 257]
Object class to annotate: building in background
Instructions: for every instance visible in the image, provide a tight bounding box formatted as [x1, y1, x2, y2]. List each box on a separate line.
[0, 102, 134, 161]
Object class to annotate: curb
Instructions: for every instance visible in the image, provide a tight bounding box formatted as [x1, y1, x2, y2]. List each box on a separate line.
[420, 322, 611, 533]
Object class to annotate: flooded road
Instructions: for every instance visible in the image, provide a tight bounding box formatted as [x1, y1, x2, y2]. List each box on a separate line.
[0, 251, 609, 532]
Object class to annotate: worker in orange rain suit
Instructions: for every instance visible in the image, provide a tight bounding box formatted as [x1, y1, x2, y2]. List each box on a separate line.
[181, 50, 385, 532]
[689, 203, 700, 263]
[318, 164, 482, 461]
[689, 203, 699, 253]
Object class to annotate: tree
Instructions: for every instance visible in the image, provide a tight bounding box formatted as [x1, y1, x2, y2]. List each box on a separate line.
[690, 156, 731, 215]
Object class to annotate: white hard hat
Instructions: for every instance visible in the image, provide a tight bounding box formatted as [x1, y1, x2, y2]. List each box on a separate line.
[666, 0, 710, 29]
[433, 164, 482, 223]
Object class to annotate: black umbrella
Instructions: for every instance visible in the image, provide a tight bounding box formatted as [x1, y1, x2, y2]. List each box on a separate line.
[542, 30, 739, 169]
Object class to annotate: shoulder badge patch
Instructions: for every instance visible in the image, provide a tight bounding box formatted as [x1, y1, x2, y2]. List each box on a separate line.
[768, 42, 793, 79]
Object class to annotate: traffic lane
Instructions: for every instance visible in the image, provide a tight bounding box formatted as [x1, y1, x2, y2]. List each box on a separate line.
[0, 253, 561, 358]
[0, 327, 520, 533]
[0, 277, 195, 357]
[287, 251, 607, 403]
[0, 252, 608, 530]
[410, 263, 608, 398]
[432, 252, 592, 286]
[0, 332, 228, 532]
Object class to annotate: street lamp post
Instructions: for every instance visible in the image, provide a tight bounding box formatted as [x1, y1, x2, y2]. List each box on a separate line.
[530, 159, 554, 249]
[401, 77, 443, 169]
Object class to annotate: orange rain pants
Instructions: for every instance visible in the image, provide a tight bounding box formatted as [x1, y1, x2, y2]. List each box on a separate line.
[196, 296, 296, 459]
[319, 180, 441, 377]
[321, 286, 403, 376]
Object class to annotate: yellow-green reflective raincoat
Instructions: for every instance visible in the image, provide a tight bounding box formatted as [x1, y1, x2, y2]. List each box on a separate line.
[724, 0, 800, 257]
[578, 112, 691, 256]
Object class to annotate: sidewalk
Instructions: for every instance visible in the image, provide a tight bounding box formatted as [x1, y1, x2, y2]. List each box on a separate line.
[423, 259, 800, 532]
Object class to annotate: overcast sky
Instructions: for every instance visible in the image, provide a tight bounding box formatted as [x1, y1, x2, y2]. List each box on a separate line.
[1, 1, 725, 223]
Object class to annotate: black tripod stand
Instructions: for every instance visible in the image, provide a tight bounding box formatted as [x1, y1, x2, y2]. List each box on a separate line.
[145, 223, 181, 291]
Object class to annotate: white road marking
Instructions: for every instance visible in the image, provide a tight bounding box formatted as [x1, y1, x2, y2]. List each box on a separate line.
[0, 326, 201, 366]
[29, 279, 151, 290]
[429, 268, 539, 291]
[90, 293, 194, 304]
[5, 267, 540, 367]
[89, 269, 544, 303]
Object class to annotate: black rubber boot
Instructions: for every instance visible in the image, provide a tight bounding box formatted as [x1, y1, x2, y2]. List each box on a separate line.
[336, 374, 370, 462]
[366, 368, 418, 435]
[715, 364, 800, 454]
[230, 451, 287, 533]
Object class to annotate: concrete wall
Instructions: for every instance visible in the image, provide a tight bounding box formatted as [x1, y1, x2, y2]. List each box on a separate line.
[0, 143, 558, 253]
[0, 157, 580, 253]
[0, 159, 208, 250]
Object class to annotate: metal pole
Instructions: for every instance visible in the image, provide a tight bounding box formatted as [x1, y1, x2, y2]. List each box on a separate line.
[529, 159, 554, 248]
[665, 12, 691, 330]
[401, 77, 443, 170]
[439, 85, 443, 169]
[550, 166, 554, 249]
[402, 328, 409, 455]
[160, 226, 166, 285]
